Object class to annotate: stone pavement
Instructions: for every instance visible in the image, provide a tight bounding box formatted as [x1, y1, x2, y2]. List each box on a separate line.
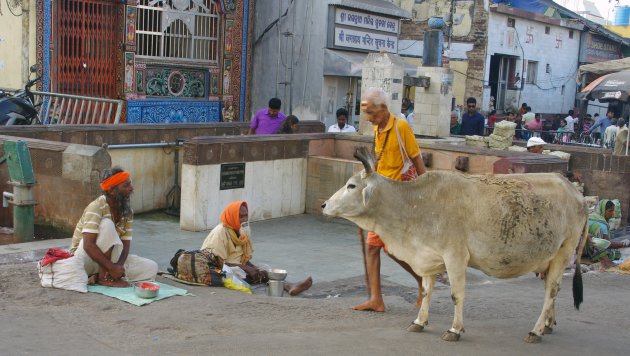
[1, 212, 472, 289]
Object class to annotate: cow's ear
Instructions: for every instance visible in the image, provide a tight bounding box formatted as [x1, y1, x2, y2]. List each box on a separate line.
[362, 184, 374, 206]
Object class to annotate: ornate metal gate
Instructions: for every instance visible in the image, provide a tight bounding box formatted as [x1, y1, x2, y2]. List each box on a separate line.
[52, 0, 121, 99]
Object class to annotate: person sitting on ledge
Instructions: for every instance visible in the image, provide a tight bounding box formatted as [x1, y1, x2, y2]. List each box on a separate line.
[69, 166, 158, 287]
[526, 137, 547, 154]
[201, 201, 313, 296]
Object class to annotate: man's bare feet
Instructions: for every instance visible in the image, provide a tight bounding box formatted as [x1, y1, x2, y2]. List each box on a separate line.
[87, 274, 98, 285]
[352, 299, 385, 312]
[97, 273, 129, 287]
[288, 276, 313, 296]
[97, 278, 130, 288]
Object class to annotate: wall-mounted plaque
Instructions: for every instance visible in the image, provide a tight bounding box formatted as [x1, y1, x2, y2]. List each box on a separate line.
[220, 163, 245, 190]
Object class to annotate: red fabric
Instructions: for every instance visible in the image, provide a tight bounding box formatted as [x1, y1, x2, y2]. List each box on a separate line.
[488, 115, 497, 126]
[366, 231, 389, 253]
[41, 248, 73, 267]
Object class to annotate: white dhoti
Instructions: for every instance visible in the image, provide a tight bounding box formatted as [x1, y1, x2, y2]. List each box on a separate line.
[74, 218, 158, 282]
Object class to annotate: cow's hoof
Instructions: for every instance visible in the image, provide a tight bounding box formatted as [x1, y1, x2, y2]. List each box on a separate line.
[543, 326, 553, 335]
[524, 332, 542, 343]
[441, 330, 460, 342]
[407, 323, 424, 332]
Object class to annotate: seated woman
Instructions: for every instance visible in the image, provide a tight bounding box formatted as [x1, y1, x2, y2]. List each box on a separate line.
[201, 201, 312, 295]
[277, 115, 299, 134]
[585, 199, 630, 269]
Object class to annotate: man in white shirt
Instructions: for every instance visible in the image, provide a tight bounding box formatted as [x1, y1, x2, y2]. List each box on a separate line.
[522, 106, 535, 126]
[401, 98, 415, 126]
[564, 109, 577, 133]
[328, 108, 357, 133]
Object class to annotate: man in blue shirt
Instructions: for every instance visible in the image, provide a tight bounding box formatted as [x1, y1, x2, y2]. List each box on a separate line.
[588, 110, 613, 144]
[460, 97, 485, 136]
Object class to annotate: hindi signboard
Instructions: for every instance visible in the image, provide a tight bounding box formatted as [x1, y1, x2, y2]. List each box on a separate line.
[220, 163, 245, 190]
[335, 8, 399, 34]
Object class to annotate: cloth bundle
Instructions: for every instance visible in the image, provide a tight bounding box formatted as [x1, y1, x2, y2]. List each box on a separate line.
[37, 250, 88, 293]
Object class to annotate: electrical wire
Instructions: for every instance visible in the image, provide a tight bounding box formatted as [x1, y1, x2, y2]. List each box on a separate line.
[253, 0, 294, 47]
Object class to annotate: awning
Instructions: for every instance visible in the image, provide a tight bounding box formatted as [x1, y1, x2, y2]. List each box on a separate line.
[327, 0, 412, 19]
[323, 49, 421, 78]
[578, 57, 630, 77]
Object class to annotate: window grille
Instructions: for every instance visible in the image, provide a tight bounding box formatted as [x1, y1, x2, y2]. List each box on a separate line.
[526, 61, 538, 84]
[136, 0, 220, 63]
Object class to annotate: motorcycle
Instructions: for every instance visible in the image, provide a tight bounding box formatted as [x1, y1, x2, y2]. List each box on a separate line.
[0, 65, 41, 126]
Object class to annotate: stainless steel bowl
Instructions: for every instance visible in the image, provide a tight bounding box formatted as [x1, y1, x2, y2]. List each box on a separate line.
[134, 281, 160, 299]
[267, 268, 288, 281]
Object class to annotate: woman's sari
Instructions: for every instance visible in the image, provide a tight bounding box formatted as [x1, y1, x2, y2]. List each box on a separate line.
[585, 200, 621, 262]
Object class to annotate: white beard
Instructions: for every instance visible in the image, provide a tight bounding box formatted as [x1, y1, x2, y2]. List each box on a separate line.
[239, 222, 251, 238]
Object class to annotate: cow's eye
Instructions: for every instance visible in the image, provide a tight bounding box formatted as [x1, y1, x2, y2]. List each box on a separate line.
[347, 184, 356, 189]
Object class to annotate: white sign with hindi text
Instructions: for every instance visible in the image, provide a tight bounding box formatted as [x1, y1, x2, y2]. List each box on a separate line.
[334, 27, 398, 53]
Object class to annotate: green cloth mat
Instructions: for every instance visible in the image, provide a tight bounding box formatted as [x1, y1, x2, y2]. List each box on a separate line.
[87, 281, 192, 306]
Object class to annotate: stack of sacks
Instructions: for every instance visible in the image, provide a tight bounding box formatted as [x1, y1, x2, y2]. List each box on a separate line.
[545, 151, 571, 160]
[465, 135, 488, 148]
[507, 145, 527, 152]
[488, 121, 516, 149]
[584, 196, 599, 212]
[571, 181, 584, 194]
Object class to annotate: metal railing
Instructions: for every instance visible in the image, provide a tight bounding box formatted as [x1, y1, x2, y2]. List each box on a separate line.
[32, 91, 123, 125]
[514, 129, 610, 148]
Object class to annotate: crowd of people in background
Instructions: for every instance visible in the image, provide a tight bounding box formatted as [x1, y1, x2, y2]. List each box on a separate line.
[449, 98, 628, 152]
[244, 95, 627, 153]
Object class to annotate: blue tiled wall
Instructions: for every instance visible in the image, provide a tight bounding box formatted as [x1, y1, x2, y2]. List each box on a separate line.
[127, 100, 221, 124]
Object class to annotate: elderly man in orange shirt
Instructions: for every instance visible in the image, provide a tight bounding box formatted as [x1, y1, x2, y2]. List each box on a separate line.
[353, 87, 427, 312]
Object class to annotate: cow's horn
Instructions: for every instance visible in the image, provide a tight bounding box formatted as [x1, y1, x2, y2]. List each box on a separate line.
[354, 147, 374, 174]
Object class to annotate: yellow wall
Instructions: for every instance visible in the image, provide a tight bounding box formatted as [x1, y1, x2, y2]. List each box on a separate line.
[449, 61, 468, 107]
[0, 1, 38, 89]
[606, 26, 630, 39]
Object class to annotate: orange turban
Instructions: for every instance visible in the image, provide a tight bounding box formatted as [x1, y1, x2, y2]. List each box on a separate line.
[220, 201, 248, 231]
[100, 171, 130, 191]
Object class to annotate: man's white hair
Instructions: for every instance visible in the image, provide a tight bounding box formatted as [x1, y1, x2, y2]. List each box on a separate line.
[361, 87, 388, 107]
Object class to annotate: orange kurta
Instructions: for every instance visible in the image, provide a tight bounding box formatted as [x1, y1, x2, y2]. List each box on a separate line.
[368, 113, 421, 248]
[373, 114, 420, 181]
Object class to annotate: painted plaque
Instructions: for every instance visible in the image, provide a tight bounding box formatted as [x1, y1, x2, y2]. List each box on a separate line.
[124, 52, 135, 93]
[224, 19, 234, 53]
[125, 6, 137, 47]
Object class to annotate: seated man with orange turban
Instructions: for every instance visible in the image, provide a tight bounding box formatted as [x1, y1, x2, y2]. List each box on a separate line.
[69, 166, 158, 287]
[201, 201, 312, 296]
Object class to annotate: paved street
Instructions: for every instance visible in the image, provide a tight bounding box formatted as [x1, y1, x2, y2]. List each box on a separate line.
[1, 213, 629, 355]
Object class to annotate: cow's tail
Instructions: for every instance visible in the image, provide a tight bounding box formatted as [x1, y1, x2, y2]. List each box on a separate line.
[572, 218, 588, 310]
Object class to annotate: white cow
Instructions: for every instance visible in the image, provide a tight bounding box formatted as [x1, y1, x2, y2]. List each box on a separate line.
[322, 147, 588, 343]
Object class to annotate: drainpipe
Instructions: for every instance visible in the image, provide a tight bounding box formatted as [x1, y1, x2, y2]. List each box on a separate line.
[21, 0, 30, 83]
[2, 140, 37, 242]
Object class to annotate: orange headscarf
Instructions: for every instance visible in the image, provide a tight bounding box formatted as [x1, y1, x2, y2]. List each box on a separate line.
[220, 201, 247, 231]
[100, 171, 130, 191]
[220, 201, 252, 264]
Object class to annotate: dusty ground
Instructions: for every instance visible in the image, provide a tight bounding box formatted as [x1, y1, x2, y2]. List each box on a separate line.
[1, 260, 629, 356]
